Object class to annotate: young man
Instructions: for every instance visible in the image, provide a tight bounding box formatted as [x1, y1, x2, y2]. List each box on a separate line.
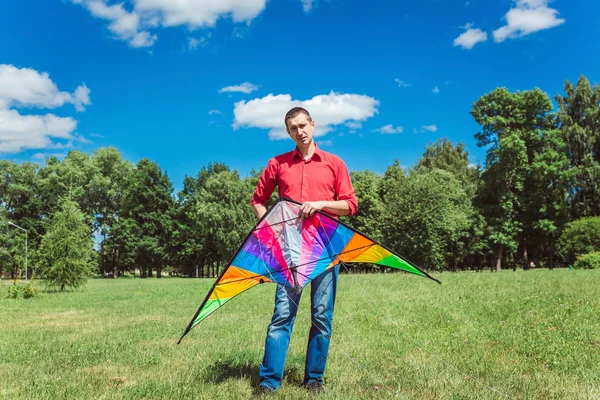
[250, 107, 358, 393]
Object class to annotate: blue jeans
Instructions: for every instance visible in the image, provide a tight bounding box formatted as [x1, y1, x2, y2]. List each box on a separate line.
[258, 266, 339, 391]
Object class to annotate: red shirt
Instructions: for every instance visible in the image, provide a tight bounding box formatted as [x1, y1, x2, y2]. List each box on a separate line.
[251, 144, 358, 216]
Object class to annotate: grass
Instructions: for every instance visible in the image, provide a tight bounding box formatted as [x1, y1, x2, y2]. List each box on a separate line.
[1, 269, 599, 399]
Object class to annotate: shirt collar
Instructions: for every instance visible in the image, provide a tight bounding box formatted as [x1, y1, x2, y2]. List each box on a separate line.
[293, 143, 323, 161]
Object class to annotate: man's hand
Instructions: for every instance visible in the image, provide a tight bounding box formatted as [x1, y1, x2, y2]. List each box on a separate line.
[299, 201, 324, 219]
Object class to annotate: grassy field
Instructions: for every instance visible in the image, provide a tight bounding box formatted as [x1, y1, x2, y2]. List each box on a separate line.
[1, 269, 599, 399]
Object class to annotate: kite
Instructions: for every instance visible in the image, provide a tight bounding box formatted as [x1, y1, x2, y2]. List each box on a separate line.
[178, 197, 440, 343]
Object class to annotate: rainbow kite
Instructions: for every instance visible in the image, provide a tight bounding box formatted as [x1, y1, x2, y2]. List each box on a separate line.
[178, 198, 440, 343]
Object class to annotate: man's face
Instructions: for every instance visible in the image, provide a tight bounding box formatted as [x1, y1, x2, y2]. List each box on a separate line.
[286, 113, 315, 148]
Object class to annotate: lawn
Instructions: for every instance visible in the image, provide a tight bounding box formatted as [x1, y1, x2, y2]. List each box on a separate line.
[1, 269, 599, 399]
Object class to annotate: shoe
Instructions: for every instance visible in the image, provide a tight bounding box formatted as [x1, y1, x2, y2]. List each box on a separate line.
[255, 385, 275, 397]
[304, 381, 323, 393]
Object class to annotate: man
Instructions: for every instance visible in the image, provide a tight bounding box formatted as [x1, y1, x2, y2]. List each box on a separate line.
[250, 107, 358, 394]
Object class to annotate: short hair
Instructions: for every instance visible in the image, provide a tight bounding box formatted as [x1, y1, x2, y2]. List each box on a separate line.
[284, 107, 312, 128]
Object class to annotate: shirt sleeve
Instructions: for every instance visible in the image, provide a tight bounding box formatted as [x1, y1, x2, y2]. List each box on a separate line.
[335, 159, 358, 216]
[250, 158, 279, 207]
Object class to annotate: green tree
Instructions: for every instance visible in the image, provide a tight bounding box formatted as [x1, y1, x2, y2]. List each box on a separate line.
[382, 168, 472, 271]
[39, 198, 94, 291]
[558, 217, 600, 265]
[556, 75, 600, 219]
[345, 170, 384, 240]
[471, 87, 555, 270]
[121, 159, 174, 278]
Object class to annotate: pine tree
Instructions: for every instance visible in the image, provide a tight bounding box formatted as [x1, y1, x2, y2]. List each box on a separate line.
[39, 198, 94, 291]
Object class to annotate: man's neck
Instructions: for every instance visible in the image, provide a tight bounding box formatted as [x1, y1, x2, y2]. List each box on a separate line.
[297, 141, 316, 160]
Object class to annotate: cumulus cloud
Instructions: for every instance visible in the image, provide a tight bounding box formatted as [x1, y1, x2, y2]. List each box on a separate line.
[317, 139, 332, 146]
[493, 0, 565, 42]
[209, 109, 223, 115]
[233, 91, 379, 140]
[421, 124, 438, 132]
[219, 82, 259, 94]
[70, 0, 268, 48]
[374, 124, 403, 134]
[433, 87, 440, 95]
[454, 23, 488, 49]
[0, 64, 89, 154]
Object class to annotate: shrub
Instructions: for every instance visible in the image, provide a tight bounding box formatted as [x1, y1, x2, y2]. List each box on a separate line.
[7, 284, 23, 299]
[574, 252, 600, 270]
[559, 217, 600, 264]
[23, 283, 36, 299]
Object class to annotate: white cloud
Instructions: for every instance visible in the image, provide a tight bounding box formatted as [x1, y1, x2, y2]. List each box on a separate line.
[302, 0, 315, 13]
[233, 91, 379, 140]
[71, 0, 157, 48]
[188, 36, 209, 50]
[345, 121, 362, 129]
[433, 87, 440, 94]
[413, 128, 417, 134]
[90, 133, 104, 138]
[421, 124, 438, 132]
[70, 0, 268, 48]
[0, 64, 90, 111]
[493, 0, 565, 42]
[0, 64, 89, 154]
[374, 124, 403, 134]
[317, 139, 332, 146]
[219, 82, 259, 94]
[454, 23, 488, 49]
[0, 109, 78, 153]
[209, 109, 223, 115]
[394, 79, 411, 88]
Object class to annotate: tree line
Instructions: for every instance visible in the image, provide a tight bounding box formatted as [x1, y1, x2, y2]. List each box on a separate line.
[1, 75, 599, 284]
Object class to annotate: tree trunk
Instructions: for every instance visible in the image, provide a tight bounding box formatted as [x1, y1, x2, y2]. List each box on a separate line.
[147, 267, 153, 278]
[496, 246, 503, 272]
[157, 266, 162, 278]
[523, 242, 528, 270]
[141, 267, 147, 278]
[548, 251, 554, 270]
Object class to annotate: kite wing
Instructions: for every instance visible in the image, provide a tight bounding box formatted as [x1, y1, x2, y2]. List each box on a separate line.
[178, 197, 440, 343]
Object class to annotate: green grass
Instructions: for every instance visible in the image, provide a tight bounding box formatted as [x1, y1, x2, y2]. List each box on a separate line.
[1, 269, 599, 399]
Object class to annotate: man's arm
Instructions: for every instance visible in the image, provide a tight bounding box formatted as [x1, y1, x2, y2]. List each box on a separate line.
[252, 203, 268, 219]
[250, 158, 278, 220]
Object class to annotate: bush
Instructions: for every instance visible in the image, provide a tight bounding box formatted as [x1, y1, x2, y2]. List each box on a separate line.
[559, 217, 600, 264]
[7, 284, 23, 299]
[23, 283, 36, 299]
[574, 252, 600, 270]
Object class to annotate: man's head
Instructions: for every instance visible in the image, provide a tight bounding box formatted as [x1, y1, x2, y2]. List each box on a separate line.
[285, 107, 315, 148]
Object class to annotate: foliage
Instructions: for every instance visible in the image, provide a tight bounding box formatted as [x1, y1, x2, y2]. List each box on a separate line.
[39, 198, 94, 291]
[7, 284, 23, 299]
[558, 217, 600, 264]
[22, 283, 35, 299]
[573, 252, 600, 270]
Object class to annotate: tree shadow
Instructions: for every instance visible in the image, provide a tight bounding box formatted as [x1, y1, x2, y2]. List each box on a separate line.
[204, 359, 302, 389]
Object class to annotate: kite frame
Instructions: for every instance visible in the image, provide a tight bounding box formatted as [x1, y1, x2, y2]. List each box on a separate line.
[178, 196, 441, 343]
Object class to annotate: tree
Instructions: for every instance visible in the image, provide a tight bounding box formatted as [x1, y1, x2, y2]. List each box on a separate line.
[382, 168, 472, 271]
[39, 198, 94, 291]
[120, 159, 174, 278]
[556, 75, 600, 219]
[345, 170, 384, 240]
[471, 87, 555, 270]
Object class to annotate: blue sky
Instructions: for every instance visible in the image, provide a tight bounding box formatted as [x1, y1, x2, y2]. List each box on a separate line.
[1, 0, 597, 191]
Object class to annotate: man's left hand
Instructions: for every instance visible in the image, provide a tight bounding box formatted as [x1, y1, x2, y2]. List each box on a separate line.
[299, 201, 324, 219]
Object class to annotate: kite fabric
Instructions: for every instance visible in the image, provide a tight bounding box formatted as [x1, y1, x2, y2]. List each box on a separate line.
[178, 197, 440, 343]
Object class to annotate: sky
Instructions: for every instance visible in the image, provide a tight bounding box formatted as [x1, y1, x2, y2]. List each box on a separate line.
[1, 0, 598, 191]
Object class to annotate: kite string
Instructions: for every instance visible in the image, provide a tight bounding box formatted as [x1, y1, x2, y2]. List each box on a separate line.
[339, 261, 514, 399]
[314, 217, 513, 399]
